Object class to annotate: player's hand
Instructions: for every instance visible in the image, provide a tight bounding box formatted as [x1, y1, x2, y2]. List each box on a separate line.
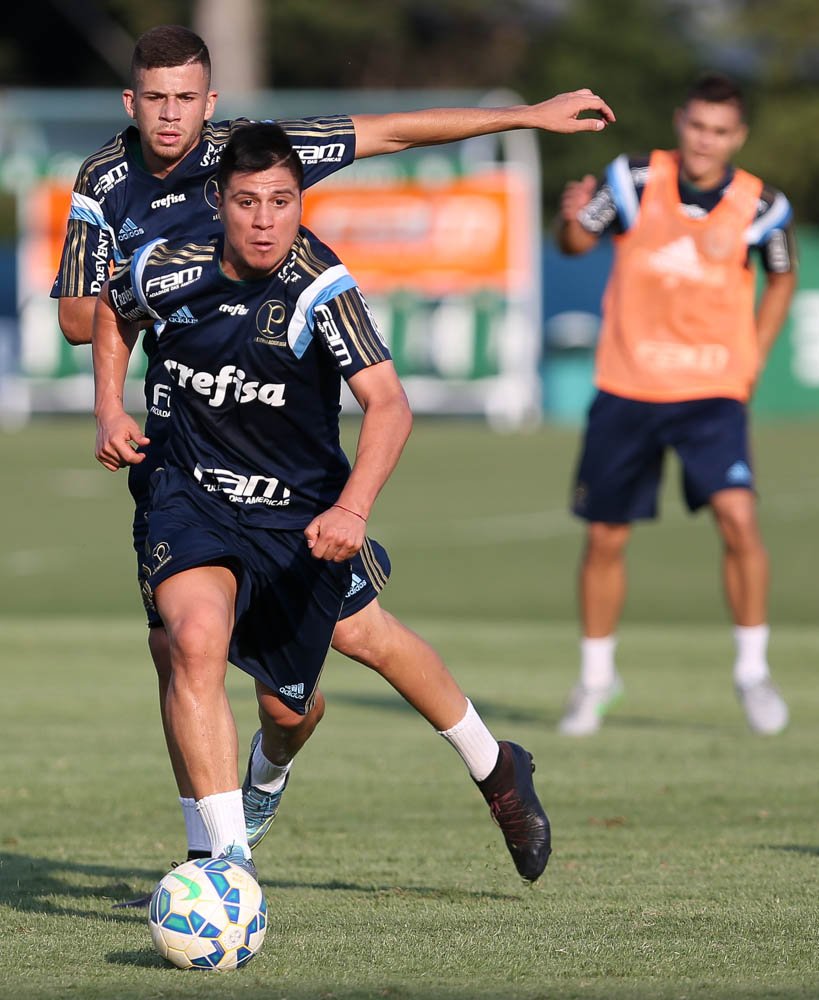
[95, 411, 150, 472]
[560, 174, 597, 220]
[304, 505, 367, 562]
[529, 89, 615, 133]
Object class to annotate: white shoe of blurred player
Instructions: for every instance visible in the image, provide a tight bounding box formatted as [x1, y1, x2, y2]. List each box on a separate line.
[558, 675, 624, 736]
[736, 678, 789, 735]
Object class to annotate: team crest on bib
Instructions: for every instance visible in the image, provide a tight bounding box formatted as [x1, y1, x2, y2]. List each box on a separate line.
[255, 300, 288, 347]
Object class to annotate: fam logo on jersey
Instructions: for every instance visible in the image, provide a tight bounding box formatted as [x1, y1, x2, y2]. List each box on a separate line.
[118, 217, 145, 243]
[193, 462, 292, 507]
[294, 142, 346, 166]
[315, 303, 352, 367]
[93, 162, 128, 199]
[151, 192, 187, 210]
[164, 359, 287, 408]
[145, 266, 204, 299]
[254, 300, 288, 347]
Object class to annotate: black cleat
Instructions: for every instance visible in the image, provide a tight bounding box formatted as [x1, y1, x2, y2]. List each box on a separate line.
[110, 851, 210, 909]
[476, 740, 551, 882]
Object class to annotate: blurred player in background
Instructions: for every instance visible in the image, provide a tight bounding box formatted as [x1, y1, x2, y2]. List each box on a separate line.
[556, 73, 796, 737]
[53, 26, 606, 881]
[93, 122, 551, 881]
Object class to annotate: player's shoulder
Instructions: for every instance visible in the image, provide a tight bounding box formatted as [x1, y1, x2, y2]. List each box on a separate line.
[74, 129, 129, 193]
[287, 227, 350, 284]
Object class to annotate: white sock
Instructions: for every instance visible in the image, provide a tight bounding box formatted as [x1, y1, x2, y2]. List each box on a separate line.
[580, 635, 617, 689]
[438, 699, 499, 782]
[196, 789, 251, 859]
[733, 624, 770, 688]
[179, 796, 211, 855]
[250, 738, 292, 794]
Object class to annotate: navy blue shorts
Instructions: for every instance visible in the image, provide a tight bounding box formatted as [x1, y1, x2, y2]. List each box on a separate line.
[572, 391, 754, 523]
[130, 448, 391, 628]
[142, 467, 352, 714]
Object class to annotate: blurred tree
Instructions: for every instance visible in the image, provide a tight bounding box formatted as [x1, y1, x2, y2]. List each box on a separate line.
[0, 0, 816, 220]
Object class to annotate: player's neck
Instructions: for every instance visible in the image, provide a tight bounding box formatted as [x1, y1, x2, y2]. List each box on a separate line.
[678, 162, 732, 193]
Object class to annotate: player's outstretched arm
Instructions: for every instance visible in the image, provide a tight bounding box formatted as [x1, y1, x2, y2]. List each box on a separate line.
[351, 89, 616, 157]
[304, 361, 412, 562]
[92, 283, 149, 472]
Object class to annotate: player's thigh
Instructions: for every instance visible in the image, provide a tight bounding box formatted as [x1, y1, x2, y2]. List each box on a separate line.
[572, 391, 665, 522]
[670, 398, 753, 512]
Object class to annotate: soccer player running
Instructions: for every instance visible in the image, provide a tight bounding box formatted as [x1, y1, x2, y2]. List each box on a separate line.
[92, 122, 551, 881]
[555, 73, 797, 737]
[55, 25, 611, 880]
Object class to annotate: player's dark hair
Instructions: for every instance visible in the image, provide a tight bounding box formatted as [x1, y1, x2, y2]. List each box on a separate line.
[683, 73, 746, 120]
[131, 25, 211, 84]
[216, 123, 304, 192]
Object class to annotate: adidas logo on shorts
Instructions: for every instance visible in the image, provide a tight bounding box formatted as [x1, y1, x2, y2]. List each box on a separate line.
[279, 682, 305, 699]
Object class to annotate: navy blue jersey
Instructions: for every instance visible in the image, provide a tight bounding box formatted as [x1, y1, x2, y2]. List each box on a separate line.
[578, 153, 797, 273]
[107, 227, 390, 529]
[52, 116, 356, 297]
[51, 115, 357, 444]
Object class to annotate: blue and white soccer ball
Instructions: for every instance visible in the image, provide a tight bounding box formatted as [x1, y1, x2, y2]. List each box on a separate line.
[148, 857, 267, 970]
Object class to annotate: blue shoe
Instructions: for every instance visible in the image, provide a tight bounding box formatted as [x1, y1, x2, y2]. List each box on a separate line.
[217, 844, 258, 881]
[242, 729, 290, 849]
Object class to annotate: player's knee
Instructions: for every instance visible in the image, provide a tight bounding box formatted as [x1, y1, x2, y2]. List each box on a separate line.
[331, 603, 392, 669]
[165, 616, 230, 678]
[586, 523, 630, 561]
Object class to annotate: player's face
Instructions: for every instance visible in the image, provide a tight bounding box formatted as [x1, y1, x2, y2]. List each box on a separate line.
[673, 99, 748, 189]
[123, 64, 217, 178]
[217, 165, 304, 280]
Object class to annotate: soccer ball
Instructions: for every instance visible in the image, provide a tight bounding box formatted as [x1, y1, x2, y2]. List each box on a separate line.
[148, 857, 267, 970]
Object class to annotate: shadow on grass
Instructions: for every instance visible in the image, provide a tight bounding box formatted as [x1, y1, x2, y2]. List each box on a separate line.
[0, 850, 159, 922]
[0, 851, 520, 923]
[764, 843, 819, 857]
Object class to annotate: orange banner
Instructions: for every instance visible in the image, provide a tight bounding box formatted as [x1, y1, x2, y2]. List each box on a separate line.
[301, 171, 531, 295]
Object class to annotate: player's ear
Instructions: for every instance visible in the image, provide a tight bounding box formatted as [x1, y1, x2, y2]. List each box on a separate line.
[731, 121, 749, 155]
[122, 90, 136, 119]
[204, 90, 218, 122]
[672, 106, 685, 138]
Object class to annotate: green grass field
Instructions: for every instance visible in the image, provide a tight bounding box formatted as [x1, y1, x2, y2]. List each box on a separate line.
[1, 416, 818, 999]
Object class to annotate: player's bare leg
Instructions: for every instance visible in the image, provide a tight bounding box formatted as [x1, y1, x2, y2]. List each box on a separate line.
[331, 599, 467, 730]
[559, 522, 630, 736]
[332, 599, 550, 881]
[155, 565, 253, 865]
[241, 686, 325, 849]
[710, 489, 787, 734]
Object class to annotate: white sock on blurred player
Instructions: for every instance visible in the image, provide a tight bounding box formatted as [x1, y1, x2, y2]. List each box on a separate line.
[580, 635, 617, 689]
[733, 624, 770, 688]
[196, 789, 251, 859]
[438, 698, 499, 782]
